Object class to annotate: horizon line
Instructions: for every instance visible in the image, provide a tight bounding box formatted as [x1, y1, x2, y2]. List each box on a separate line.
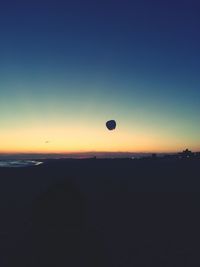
[0, 149, 197, 155]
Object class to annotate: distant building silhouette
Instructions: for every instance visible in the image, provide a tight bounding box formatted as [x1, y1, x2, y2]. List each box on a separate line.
[179, 149, 193, 159]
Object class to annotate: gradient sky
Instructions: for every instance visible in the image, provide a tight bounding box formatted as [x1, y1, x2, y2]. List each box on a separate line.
[0, 0, 200, 153]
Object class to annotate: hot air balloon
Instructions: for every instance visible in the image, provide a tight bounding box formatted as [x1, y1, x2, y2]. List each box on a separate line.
[106, 120, 116, 130]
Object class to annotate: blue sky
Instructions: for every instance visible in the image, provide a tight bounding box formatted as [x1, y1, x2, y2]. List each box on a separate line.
[0, 0, 200, 153]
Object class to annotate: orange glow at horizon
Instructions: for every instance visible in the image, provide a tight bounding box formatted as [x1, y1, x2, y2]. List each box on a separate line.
[0, 124, 199, 154]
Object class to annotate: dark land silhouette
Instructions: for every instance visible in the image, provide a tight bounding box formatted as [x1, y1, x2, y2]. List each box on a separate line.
[1, 157, 200, 266]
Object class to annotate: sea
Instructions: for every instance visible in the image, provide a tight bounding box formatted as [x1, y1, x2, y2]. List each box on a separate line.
[0, 160, 43, 168]
[0, 152, 168, 167]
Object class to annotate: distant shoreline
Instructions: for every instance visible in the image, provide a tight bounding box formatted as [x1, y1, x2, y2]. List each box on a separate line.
[0, 152, 174, 161]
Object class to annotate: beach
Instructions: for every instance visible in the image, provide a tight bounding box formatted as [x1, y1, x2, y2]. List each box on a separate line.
[0, 158, 200, 266]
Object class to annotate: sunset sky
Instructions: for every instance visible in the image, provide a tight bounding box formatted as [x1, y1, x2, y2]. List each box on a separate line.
[0, 0, 200, 153]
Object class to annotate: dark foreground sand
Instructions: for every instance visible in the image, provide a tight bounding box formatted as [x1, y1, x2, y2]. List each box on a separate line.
[0, 158, 200, 266]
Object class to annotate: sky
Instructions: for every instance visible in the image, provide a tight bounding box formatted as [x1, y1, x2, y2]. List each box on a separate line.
[0, 0, 200, 153]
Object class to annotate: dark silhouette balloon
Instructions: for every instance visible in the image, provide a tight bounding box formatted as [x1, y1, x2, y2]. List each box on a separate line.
[106, 120, 116, 131]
